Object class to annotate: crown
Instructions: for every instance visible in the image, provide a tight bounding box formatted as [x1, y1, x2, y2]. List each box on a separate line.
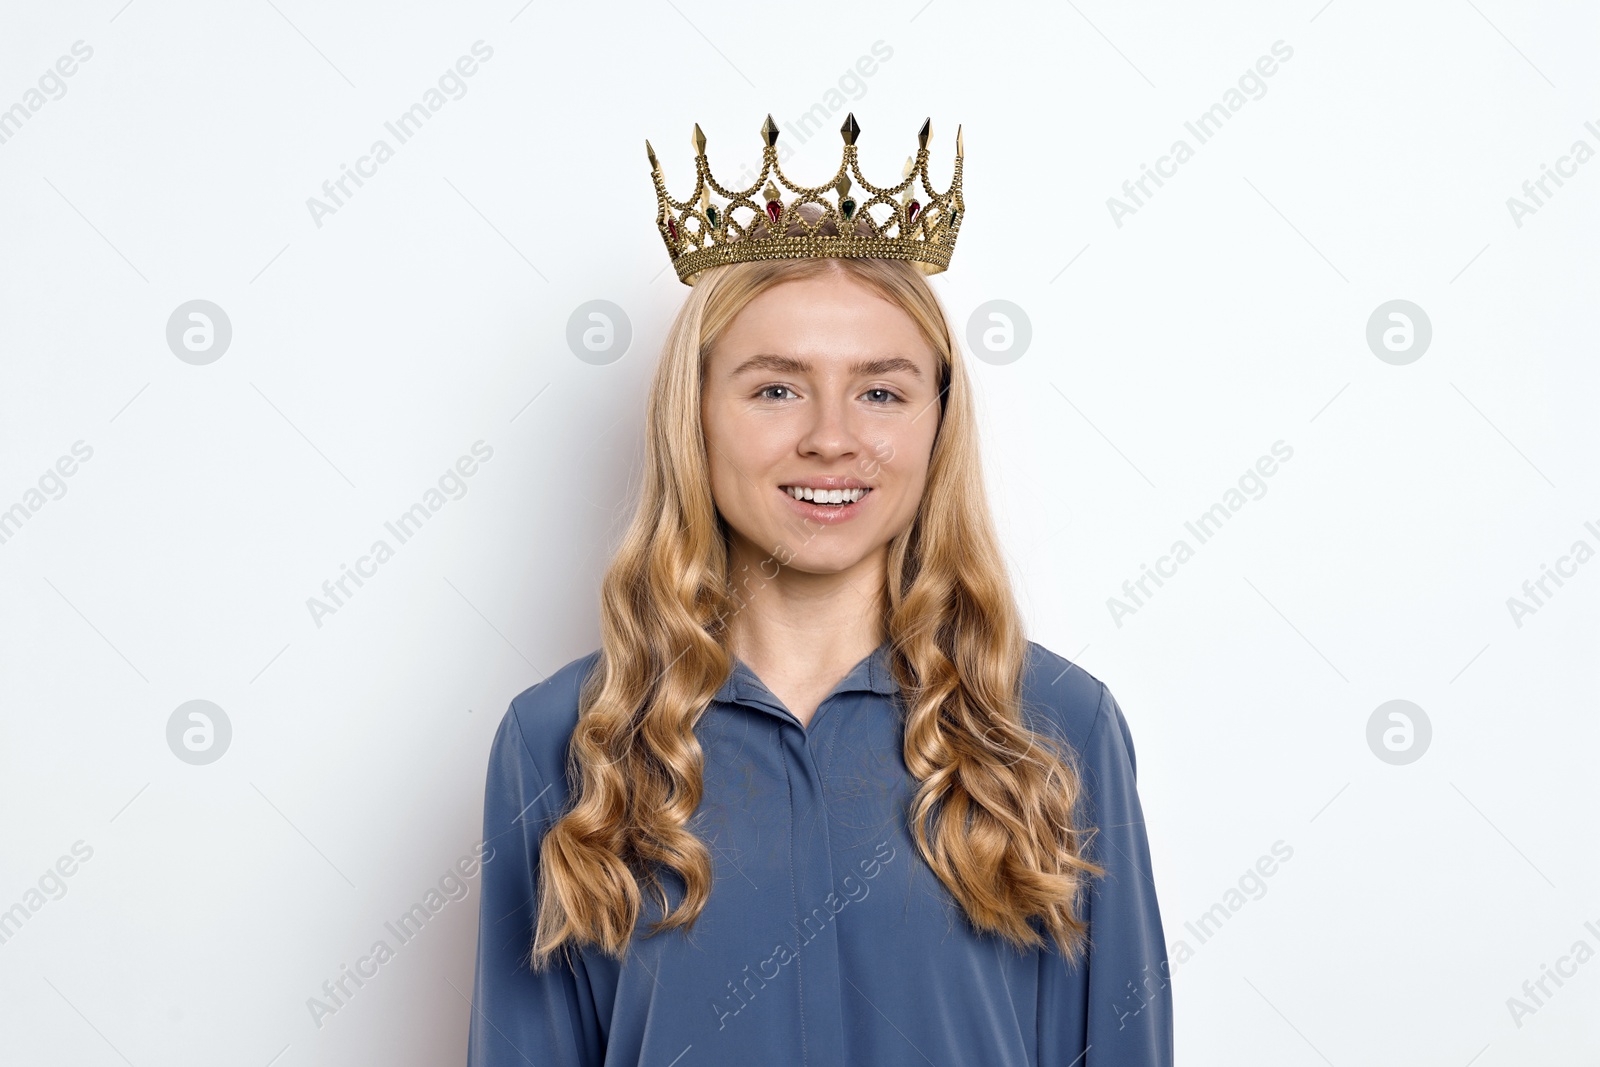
[645, 112, 964, 286]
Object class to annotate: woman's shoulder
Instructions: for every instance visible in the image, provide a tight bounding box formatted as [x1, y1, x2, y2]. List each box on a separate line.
[1018, 639, 1120, 756]
[497, 648, 604, 786]
[494, 642, 1127, 778]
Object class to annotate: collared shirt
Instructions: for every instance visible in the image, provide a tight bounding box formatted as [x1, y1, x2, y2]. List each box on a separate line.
[468, 639, 1173, 1066]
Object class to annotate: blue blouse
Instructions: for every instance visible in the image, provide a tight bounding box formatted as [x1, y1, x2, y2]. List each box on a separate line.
[467, 639, 1173, 1066]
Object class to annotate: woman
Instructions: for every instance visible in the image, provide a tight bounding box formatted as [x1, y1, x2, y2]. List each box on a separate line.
[468, 119, 1172, 1064]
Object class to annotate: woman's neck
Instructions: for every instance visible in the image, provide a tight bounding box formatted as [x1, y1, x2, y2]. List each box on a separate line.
[723, 537, 888, 680]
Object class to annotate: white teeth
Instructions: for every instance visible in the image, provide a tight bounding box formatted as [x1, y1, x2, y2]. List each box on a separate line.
[784, 486, 868, 504]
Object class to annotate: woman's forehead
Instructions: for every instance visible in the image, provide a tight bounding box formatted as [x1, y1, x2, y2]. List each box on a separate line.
[711, 281, 932, 363]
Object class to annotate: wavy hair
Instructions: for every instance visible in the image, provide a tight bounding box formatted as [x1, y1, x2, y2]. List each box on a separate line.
[531, 250, 1106, 970]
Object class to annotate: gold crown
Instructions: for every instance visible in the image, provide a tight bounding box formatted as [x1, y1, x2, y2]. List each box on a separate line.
[646, 112, 964, 286]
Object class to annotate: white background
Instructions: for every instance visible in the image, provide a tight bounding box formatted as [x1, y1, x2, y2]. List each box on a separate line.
[2, 1, 1597, 1063]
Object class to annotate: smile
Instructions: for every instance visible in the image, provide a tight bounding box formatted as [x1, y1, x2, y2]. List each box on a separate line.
[776, 485, 873, 525]
[780, 486, 871, 505]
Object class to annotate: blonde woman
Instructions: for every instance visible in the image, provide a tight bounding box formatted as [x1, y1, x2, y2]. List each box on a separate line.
[468, 127, 1172, 1064]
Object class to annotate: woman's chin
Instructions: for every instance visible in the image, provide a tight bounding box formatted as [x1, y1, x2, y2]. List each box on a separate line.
[771, 542, 883, 578]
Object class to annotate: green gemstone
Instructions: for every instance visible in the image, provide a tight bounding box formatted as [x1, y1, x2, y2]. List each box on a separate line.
[841, 198, 856, 219]
[707, 205, 719, 226]
[949, 209, 959, 226]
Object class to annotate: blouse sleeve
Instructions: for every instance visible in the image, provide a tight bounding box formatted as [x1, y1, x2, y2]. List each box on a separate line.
[467, 704, 604, 1067]
[1038, 681, 1174, 1066]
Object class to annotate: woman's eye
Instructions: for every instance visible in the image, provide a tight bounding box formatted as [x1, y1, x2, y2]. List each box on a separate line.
[756, 385, 901, 403]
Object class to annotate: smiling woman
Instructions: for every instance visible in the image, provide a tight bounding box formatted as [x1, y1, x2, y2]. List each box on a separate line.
[467, 119, 1172, 1066]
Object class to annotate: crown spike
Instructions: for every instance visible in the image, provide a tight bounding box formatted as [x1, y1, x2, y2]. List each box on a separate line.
[918, 118, 931, 151]
[840, 112, 860, 146]
[761, 114, 779, 147]
[956, 124, 963, 157]
[692, 123, 706, 156]
[645, 139, 658, 171]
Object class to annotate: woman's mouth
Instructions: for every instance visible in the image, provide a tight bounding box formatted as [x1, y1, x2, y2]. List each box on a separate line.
[777, 485, 873, 524]
[782, 486, 870, 506]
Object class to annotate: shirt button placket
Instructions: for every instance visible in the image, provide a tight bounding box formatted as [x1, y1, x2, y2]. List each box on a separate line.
[776, 709, 849, 1066]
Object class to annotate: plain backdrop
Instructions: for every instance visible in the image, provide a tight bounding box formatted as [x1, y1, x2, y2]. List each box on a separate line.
[2, 1, 1598, 1064]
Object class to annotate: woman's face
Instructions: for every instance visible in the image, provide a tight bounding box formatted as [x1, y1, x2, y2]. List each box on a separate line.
[700, 269, 943, 581]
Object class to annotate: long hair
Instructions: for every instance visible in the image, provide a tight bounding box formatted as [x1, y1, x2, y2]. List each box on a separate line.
[531, 253, 1107, 969]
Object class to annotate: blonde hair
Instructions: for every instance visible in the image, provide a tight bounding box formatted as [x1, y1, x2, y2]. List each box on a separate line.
[532, 253, 1105, 968]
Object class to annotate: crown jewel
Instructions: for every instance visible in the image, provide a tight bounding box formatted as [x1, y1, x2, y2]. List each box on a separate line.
[645, 112, 964, 286]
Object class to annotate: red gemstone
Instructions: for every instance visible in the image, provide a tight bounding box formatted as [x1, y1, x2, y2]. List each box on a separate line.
[907, 200, 921, 223]
[667, 218, 678, 241]
[765, 200, 782, 223]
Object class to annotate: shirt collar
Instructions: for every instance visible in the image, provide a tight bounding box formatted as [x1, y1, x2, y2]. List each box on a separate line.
[713, 639, 897, 709]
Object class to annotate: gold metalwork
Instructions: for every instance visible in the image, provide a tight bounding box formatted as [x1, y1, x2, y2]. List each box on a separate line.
[645, 111, 965, 286]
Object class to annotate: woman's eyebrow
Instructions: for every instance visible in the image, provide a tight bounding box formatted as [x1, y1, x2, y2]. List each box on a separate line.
[728, 353, 924, 380]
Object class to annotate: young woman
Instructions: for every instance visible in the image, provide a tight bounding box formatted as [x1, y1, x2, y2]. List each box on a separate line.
[467, 206, 1172, 1064]
[467, 119, 1177, 1062]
